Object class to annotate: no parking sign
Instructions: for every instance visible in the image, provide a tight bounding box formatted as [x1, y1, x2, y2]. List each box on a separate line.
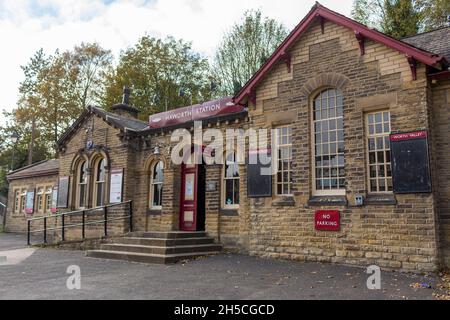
[315, 210, 340, 231]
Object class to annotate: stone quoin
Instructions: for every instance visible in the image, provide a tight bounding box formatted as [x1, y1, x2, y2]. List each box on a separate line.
[4, 3, 450, 272]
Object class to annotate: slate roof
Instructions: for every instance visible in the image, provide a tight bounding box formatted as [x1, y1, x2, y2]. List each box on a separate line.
[90, 107, 149, 131]
[402, 27, 450, 62]
[57, 106, 149, 148]
[7, 159, 59, 181]
[234, 3, 448, 105]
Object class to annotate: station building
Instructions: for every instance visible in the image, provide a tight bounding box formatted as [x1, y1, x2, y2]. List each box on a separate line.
[5, 4, 450, 271]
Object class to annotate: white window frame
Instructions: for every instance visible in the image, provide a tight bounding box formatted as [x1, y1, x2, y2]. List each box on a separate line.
[222, 152, 240, 209]
[75, 161, 88, 209]
[36, 186, 44, 213]
[44, 186, 53, 213]
[366, 110, 392, 194]
[13, 189, 20, 214]
[93, 158, 106, 208]
[150, 161, 164, 210]
[275, 126, 293, 196]
[20, 189, 27, 213]
[311, 88, 346, 196]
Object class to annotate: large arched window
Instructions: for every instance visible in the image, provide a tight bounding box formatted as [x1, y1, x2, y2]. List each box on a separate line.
[312, 88, 345, 195]
[150, 161, 164, 210]
[93, 158, 106, 207]
[76, 160, 88, 209]
[222, 152, 240, 209]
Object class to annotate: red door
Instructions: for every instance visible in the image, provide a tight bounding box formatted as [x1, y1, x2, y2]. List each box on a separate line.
[180, 162, 199, 231]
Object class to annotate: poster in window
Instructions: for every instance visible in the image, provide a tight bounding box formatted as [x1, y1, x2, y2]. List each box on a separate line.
[25, 190, 35, 214]
[184, 173, 195, 201]
[51, 186, 58, 213]
[57, 176, 70, 208]
[109, 168, 124, 204]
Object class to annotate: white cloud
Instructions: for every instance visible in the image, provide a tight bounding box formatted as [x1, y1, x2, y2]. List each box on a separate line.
[0, 0, 353, 117]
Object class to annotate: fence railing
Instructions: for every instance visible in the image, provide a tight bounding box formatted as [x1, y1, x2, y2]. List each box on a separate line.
[27, 201, 133, 246]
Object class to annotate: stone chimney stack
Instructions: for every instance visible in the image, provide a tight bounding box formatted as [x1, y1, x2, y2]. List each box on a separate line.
[111, 86, 140, 119]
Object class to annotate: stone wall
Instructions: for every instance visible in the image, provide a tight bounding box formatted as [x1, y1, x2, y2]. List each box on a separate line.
[5, 174, 58, 233]
[431, 79, 450, 268]
[244, 19, 439, 272]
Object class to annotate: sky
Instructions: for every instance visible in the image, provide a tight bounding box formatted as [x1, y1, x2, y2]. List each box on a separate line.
[0, 0, 353, 117]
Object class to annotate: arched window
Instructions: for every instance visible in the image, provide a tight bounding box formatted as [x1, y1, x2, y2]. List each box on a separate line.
[312, 88, 345, 195]
[222, 152, 240, 209]
[76, 160, 88, 209]
[93, 158, 106, 207]
[150, 161, 164, 209]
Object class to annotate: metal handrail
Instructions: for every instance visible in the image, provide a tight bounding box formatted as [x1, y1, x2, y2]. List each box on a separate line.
[27, 201, 132, 221]
[27, 201, 133, 245]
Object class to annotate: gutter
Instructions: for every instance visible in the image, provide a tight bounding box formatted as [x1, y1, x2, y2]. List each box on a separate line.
[7, 169, 59, 182]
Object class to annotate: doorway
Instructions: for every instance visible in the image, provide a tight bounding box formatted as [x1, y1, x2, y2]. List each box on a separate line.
[179, 159, 206, 232]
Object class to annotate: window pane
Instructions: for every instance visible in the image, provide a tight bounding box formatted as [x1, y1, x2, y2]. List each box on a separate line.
[313, 90, 345, 193]
[154, 161, 164, 183]
[234, 179, 240, 205]
[366, 111, 392, 193]
[79, 185, 85, 208]
[153, 184, 161, 207]
[275, 128, 292, 195]
[225, 180, 234, 205]
[96, 183, 104, 207]
[97, 159, 105, 181]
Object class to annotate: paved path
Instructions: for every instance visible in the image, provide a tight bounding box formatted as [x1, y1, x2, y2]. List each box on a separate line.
[0, 233, 437, 300]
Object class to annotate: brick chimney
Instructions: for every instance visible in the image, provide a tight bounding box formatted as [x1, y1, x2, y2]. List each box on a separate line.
[111, 86, 140, 119]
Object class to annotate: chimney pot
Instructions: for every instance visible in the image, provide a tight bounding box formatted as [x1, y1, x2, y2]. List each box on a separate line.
[122, 86, 131, 105]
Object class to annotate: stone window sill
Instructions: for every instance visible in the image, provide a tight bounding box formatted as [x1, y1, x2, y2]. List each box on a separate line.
[308, 196, 347, 207]
[365, 194, 397, 205]
[272, 196, 296, 207]
[220, 208, 239, 216]
[148, 209, 162, 216]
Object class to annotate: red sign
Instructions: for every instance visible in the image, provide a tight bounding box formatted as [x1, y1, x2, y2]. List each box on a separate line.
[390, 130, 427, 142]
[315, 210, 340, 231]
[148, 97, 245, 129]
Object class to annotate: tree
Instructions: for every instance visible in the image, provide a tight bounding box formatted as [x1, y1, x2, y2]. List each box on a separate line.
[102, 36, 214, 119]
[384, 0, 420, 38]
[417, 0, 450, 31]
[351, 0, 449, 37]
[15, 43, 113, 154]
[70, 43, 113, 108]
[0, 111, 49, 196]
[213, 10, 288, 96]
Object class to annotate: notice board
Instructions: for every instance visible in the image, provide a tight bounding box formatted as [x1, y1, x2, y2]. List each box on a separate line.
[109, 168, 124, 203]
[390, 130, 431, 194]
[247, 150, 272, 198]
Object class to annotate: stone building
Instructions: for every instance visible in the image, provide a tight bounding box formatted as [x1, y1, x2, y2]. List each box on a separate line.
[4, 4, 450, 271]
[6, 160, 58, 232]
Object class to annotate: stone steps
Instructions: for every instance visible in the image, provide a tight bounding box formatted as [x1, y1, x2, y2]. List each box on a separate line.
[86, 231, 221, 264]
[116, 236, 215, 247]
[99, 243, 222, 255]
[129, 231, 208, 239]
[86, 250, 220, 264]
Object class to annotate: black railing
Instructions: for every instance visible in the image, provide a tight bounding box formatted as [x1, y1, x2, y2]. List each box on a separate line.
[27, 201, 133, 246]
